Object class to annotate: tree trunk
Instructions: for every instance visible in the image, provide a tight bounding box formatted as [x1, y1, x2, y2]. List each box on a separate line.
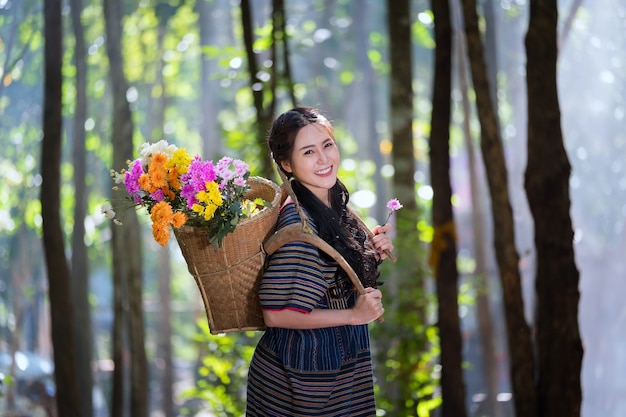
[385, 0, 425, 414]
[6, 227, 32, 412]
[41, 1, 81, 415]
[158, 248, 174, 417]
[196, 0, 222, 160]
[452, 1, 502, 415]
[69, 0, 94, 415]
[274, 0, 296, 107]
[460, 1, 537, 417]
[524, 1, 584, 416]
[241, 0, 275, 178]
[154, 8, 174, 415]
[482, 0, 499, 111]
[103, 1, 148, 416]
[430, 1, 468, 416]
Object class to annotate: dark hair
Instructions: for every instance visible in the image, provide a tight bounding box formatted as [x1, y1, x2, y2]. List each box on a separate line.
[267, 106, 381, 288]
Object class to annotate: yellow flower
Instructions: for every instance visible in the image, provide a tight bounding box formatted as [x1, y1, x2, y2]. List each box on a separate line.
[204, 182, 223, 206]
[166, 148, 191, 175]
[203, 203, 218, 221]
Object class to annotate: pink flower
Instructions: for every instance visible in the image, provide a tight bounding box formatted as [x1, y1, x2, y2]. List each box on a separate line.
[233, 159, 249, 177]
[384, 198, 403, 224]
[234, 176, 247, 187]
[386, 198, 403, 212]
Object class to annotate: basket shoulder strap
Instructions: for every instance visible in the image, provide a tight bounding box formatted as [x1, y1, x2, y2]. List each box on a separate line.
[263, 224, 366, 296]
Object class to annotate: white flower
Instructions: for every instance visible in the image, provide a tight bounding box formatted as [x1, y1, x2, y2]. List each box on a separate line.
[110, 169, 125, 184]
[101, 204, 116, 219]
[138, 140, 178, 168]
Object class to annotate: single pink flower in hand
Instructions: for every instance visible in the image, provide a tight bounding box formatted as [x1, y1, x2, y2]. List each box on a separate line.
[384, 198, 403, 224]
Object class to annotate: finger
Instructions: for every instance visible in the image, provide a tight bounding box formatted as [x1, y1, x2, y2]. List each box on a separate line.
[370, 289, 383, 299]
[373, 224, 391, 235]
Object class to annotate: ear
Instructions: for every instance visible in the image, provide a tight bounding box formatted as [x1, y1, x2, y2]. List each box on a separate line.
[280, 160, 293, 173]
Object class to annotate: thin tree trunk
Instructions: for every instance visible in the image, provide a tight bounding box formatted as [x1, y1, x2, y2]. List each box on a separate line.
[69, 0, 94, 415]
[103, 1, 148, 416]
[452, 1, 502, 414]
[41, 1, 80, 415]
[558, 0, 584, 52]
[274, 0, 296, 107]
[196, 0, 222, 160]
[482, 0, 499, 111]
[385, 0, 425, 414]
[6, 228, 31, 412]
[430, 1, 468, 416]
[524, 1, 584, 416]
[154, 9, 174, 415]
[158, 249, 174, 417]
[241, 0, 274, 178]
[460, 1, 537, 417]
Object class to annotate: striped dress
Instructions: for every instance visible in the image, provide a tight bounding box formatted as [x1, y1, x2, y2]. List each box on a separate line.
[246, 203, 376, 417]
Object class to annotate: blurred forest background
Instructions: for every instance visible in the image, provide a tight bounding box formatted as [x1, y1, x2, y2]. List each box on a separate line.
[0, 0, 624, 416]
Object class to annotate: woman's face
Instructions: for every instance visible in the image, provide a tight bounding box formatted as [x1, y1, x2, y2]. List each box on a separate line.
[281, 123, 340, 206]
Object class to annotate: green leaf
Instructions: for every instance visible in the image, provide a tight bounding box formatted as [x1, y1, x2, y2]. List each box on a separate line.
[229, 201, 242, 213]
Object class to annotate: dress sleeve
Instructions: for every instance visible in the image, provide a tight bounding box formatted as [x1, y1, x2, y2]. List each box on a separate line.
[258, 203, 328, 313]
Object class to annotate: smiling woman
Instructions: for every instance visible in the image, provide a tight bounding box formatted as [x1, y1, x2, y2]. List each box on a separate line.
[245, 106, 395, 417]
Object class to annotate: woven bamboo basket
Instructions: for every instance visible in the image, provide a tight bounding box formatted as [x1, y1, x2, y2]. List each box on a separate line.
[173, 176, 282, 334]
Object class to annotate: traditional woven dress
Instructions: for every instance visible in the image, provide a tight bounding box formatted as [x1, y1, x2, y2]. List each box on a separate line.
[246, 202, 376, 417]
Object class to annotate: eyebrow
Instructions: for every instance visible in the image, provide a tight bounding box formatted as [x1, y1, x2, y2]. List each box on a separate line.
[297, 137, 333, 152]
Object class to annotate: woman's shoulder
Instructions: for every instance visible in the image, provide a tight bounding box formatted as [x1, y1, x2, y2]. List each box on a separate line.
[276, 201, 300, 228]
[276, 200, 318, 232]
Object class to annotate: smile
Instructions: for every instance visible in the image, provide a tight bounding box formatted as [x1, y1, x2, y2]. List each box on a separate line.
[315, 166, 332, 175]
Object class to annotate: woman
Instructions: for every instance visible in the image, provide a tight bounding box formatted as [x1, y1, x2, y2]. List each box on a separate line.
[246, 106, 394, 416]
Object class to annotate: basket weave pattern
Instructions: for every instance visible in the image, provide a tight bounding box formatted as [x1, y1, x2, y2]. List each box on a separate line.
[173, 177, 282, 334]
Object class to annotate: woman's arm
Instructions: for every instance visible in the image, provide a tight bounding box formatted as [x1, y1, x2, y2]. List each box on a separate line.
[262, 287, 384, 329]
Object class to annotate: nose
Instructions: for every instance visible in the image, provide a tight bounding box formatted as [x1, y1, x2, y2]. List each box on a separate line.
[318, 149, 329, 163]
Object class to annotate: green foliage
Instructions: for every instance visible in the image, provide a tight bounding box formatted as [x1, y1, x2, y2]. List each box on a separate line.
[0, 372, 14, 398]
[412, 11, 435, 49]
[180, 321, 260, 417]
[1, 1, 444, 415]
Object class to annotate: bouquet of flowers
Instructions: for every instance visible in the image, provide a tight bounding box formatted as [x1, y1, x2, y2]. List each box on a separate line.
[106, 140, 268, 248]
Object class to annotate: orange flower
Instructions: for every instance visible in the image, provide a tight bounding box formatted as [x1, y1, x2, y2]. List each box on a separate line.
[150, 201, 188, 245]
[149, 154, 168, 189]
[171, 212, 187, 228]
[168, 167, 182, 191]
[139, 173, 157, 193]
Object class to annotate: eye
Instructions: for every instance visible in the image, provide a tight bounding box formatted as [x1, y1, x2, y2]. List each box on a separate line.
[324, 141, 334, 148]
[303, 149, 314, 155]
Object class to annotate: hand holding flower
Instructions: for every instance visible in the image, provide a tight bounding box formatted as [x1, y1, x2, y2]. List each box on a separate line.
[368, 198, 402, 263]
[371, 223, 395, 261]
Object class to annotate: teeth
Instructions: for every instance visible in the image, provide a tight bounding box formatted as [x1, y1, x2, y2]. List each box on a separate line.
[316, 167, 331, 175]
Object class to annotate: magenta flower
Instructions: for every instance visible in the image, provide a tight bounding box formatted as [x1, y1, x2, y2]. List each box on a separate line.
[181, 156, 216, 207]
[151, 189, 165, 202]
[384, 198, 403, 224]
[124, 159, 144, 195]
